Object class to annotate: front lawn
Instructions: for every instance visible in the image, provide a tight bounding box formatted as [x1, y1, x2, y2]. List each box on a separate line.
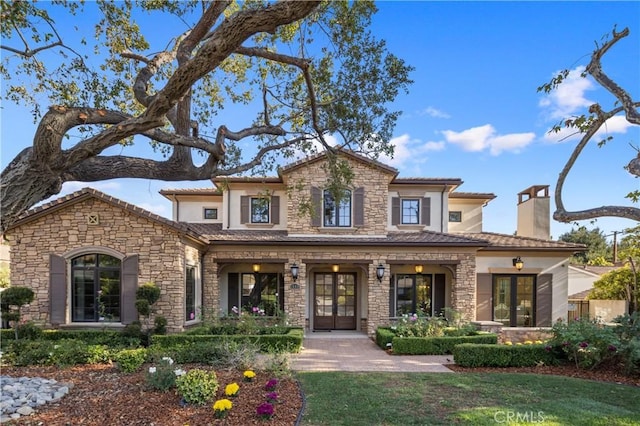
[297, 372, 640, 425]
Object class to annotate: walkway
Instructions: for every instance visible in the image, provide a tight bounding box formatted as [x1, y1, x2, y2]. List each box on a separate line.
[290, 331, 454, 372]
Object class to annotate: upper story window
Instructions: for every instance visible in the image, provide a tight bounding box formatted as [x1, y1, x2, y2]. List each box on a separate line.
[251, 198, 270, 223]
[449, 211, 462, 222]
[324, 189, 351, 227]
[203, 208, 218, 220]
[401, 199, 419, 224]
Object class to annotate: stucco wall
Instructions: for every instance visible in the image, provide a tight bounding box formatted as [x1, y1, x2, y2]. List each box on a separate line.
[7, 198, 200, 332]
[447, 200, 484, 233]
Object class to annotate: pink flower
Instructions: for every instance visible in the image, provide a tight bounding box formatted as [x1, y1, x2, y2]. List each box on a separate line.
[189, 312, 195, 320]
[256, 402, 274, 419]
[579, 342, 588, 348]
[265, 378, 278, 391]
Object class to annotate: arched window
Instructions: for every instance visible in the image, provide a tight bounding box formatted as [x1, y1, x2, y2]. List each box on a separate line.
[71, 254, 121, 322]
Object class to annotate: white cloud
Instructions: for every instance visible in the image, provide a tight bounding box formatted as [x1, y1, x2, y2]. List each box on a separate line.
[379, 134, 446, 167]
[539, 66, 594, 120]
[419, 106, 451, 119]
[442, 124, 535, 155]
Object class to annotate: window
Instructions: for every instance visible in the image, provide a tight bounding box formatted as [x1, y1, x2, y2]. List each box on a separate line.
[493, 275, 536, 327]
[395, 274, 432, 316]
[71, 254, 121, 322]
[323, 189, 351, 227]
[185, 265, 197, 321]
[203, 208, 217, 220]
[241, 273, 284, 316]
[251, 198, 269, 223]
[449, 211, 462, 222]
[401, 199, 420, 224]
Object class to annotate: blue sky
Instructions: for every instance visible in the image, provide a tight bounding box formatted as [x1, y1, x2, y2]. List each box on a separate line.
[1, 1, 639, 241]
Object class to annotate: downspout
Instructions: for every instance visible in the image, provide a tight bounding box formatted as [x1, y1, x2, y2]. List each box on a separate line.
[176, 198, 180, 222]
[227, 187, 231, 229]
[440, 186, 447, 232]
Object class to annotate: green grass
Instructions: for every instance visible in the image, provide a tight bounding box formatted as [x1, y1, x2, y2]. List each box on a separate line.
[296, 372, 640, 425]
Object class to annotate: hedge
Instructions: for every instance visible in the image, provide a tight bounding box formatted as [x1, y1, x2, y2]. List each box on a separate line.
[375, 327, 396, 349]
[0, 328, 140, 349]
[390, 334, 498, 355]
[453, 343, 557, 367]
[150, 327, 303, 352]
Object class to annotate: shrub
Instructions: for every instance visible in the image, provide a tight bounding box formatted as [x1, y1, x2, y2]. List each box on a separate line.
[0, 286, 35, 339]
[154, 316, 168, 335]
[391, 334, 498, 355]
[613, 312, 640, 375]
[15, 321, 43, 340]
[391, 313, 447, 338]
[375, 327, 395, 349]
[113, 348, 147, 373]
[86, 345, 112, 364]
[176, 369, 219, 405]
[453, 343, 557, 368]
[146, 356, 183, 391]
[5, 339, 89, 367]
[547, 317, 620, 369]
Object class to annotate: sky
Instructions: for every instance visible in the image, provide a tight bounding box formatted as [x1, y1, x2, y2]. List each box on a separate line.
[1, 1, 639, 242]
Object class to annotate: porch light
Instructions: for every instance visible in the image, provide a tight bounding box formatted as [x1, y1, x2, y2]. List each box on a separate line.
[376, 263, 385, 282]
[415, 265, 423, 274]
[512, 257, 524, 271]
[290, 263, 299, 282]
[332, 264, 340, 273]
[252, 263, 261, 273]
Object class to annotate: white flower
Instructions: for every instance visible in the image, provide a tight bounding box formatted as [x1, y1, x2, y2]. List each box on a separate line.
[148, 366, 157, 374]
[162, 357, 174, 365]
[174, 369, 186, 377]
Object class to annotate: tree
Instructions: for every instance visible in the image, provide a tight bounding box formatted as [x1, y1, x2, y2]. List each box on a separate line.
[558, 226, 611, 265]
[0, 286, 35, 339]
[538, 26, 640, 223]
[590, 267, 639, 314]
[0, 1, 413, 233]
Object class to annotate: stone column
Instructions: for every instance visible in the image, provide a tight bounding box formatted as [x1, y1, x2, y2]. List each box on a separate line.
[202, 254, 219, 321]
[285, 261, 306, 328]
[451, 257, 475, 322]
[366, 262, 389, 336]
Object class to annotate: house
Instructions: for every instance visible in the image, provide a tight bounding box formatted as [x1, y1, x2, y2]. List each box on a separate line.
[5, 151, 584, 335]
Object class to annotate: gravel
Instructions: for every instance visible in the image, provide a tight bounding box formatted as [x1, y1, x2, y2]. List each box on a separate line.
[0, 376, 73, 422]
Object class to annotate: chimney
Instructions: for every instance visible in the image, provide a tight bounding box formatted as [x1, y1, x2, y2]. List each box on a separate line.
[517, 185, 550, 240]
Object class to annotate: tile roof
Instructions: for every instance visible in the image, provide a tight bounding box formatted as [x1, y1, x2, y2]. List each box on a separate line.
[159, 188, 222, 196]
[391, 177, 463, 186]
[456, 232, 585, 251]
[279, 149, 399, 176]
[449, 191, 497, 200]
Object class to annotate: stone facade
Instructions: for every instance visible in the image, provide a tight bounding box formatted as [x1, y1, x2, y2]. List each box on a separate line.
[8, 197, 203, 333]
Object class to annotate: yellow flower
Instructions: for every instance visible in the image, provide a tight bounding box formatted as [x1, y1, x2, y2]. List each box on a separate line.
[524, 340, 533, 345]
[516, 342, 523, 346]
[504, 341, 513, 346]
[213, 399, 233, 412]
[243, 370, 256, 380]
[225, 382, 240, 397]
[535, 340, 543, 344]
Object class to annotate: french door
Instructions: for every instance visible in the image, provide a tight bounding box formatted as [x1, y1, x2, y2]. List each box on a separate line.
[313, 272, 356, 330]
[493, 275, 535, 327]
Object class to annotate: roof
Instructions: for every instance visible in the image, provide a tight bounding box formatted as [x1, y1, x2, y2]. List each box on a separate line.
[159, 188, 222, 196]
[569, 289, 592, 300]
[391, 177, 463, 186]
[279, 149, 399, 177]
[569, 265, 618, 276]
[456, 232, 585, 252]
[8, 188, 208, 244]
[449, 191, 497, 200]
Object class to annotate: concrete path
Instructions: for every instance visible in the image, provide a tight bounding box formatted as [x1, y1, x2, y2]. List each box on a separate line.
[290, 331, 454, 372]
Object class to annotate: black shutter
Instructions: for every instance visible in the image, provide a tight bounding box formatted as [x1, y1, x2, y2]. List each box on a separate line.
[536, 274, 553, 326]
[240, 196, 250, 224]
[354, 187, 364, 227]
[50, 254, 66, 325]
[228, 273, 239, 313]
[476, 273, 492, 321]
[391, 197, 400, 225]
[421, 197, 431, 226]
[311, 187, 321, 227]
[271, 196, 280, 224]
[433, 273, 446, 316]
[121, 255, 139, 324]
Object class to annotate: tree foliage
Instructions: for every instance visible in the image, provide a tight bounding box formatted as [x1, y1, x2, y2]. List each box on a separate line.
[590, 267, 639, 314]
[558, 226, 611, 265]
[0, 0, 413, 233]
[538, 26, 640, 223]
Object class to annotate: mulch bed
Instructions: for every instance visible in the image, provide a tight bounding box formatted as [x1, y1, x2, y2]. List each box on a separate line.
[1, 364, 303, 426]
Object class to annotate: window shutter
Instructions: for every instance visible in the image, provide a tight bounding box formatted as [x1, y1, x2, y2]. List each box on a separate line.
[421, 197, 431, 226]
[389, 274, 395, 317]
[311, 187, 321, 227]
[271, 196, 280, 224]
[536, 274, 553, 326]
[240, 196, 250, 224]
[49, 254, 67, 325]
[391, 197, 400, 225]
[228, 273, 239, 313]
[354, 187, 364, 227]
[121, 255, 139, 324]
[433, 273, 446, 316]
[476, 273, 492, 321]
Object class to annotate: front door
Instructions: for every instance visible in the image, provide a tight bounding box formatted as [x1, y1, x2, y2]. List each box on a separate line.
[313, 272, 356, 330]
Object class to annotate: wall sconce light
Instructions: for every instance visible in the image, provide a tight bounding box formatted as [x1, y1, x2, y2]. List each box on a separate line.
[415, 265, 423, 274]
[512, 256, 524, 271]
[252, 263, 261, 273]
[290, 263, 299, 282]
[376, 263, 385, 282]
[332, 264, 340, 273]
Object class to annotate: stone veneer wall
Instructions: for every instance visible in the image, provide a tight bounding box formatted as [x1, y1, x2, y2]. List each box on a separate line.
[285, 157, 393, 235]
[7, 198, 200, 333]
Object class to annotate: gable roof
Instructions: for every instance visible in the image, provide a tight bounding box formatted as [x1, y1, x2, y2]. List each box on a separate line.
[279, 149, 399, 177]
[8, 187, 208, 244]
